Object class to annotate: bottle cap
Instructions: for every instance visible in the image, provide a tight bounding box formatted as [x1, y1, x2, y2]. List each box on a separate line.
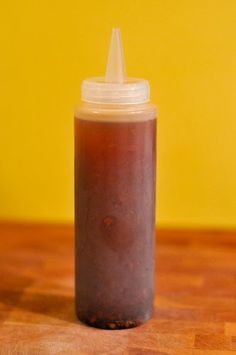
[81, 29, 150, 104]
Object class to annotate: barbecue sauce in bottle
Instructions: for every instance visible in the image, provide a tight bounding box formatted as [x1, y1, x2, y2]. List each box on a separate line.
[75, 29, 157, 329]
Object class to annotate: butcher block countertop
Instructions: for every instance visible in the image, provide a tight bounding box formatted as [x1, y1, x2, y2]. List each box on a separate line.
[0, 223, 236, 354]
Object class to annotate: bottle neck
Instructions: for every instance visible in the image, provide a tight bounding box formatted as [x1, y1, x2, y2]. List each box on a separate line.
[76, 101, 157, 122]
[81, 100, 155, 111]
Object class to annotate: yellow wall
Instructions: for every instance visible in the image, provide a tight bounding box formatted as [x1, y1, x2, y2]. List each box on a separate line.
[0, 0, 235, 227]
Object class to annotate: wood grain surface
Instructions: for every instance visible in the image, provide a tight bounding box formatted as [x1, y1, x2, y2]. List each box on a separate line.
[0, 223, 236, 354]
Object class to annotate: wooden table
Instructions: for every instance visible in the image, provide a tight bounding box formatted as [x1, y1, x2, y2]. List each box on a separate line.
[0, 224, 236, 354]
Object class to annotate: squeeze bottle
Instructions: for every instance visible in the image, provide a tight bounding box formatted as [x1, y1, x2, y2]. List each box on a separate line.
[75, 29, 157, 329]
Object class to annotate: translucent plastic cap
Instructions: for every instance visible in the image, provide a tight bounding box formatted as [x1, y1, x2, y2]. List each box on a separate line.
[81, 28, 150, 104]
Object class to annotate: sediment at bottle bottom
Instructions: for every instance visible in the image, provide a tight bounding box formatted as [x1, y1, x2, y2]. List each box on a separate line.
[77, 312, 152, 330]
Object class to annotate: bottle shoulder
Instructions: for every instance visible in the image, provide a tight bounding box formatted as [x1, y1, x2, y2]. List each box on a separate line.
[75, 102, 157, 122]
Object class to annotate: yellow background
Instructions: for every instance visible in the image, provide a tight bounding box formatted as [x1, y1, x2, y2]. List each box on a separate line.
[0, 0, 235, 228]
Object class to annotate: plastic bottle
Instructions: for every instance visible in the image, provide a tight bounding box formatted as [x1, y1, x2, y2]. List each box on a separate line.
[75, 29, 157, 329]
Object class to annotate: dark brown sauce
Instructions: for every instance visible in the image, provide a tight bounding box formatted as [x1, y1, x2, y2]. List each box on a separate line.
[75, 116, 156, 329]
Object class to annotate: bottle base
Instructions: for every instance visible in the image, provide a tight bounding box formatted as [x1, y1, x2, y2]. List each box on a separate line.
[77, 314, 150, 330]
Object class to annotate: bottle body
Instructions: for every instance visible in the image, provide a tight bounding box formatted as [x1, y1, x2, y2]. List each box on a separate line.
[75, 102, 156, 329]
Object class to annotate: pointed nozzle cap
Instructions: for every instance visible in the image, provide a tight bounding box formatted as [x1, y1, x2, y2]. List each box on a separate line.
[81, 28, 150, 104]
[105, 28, 126, 83]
